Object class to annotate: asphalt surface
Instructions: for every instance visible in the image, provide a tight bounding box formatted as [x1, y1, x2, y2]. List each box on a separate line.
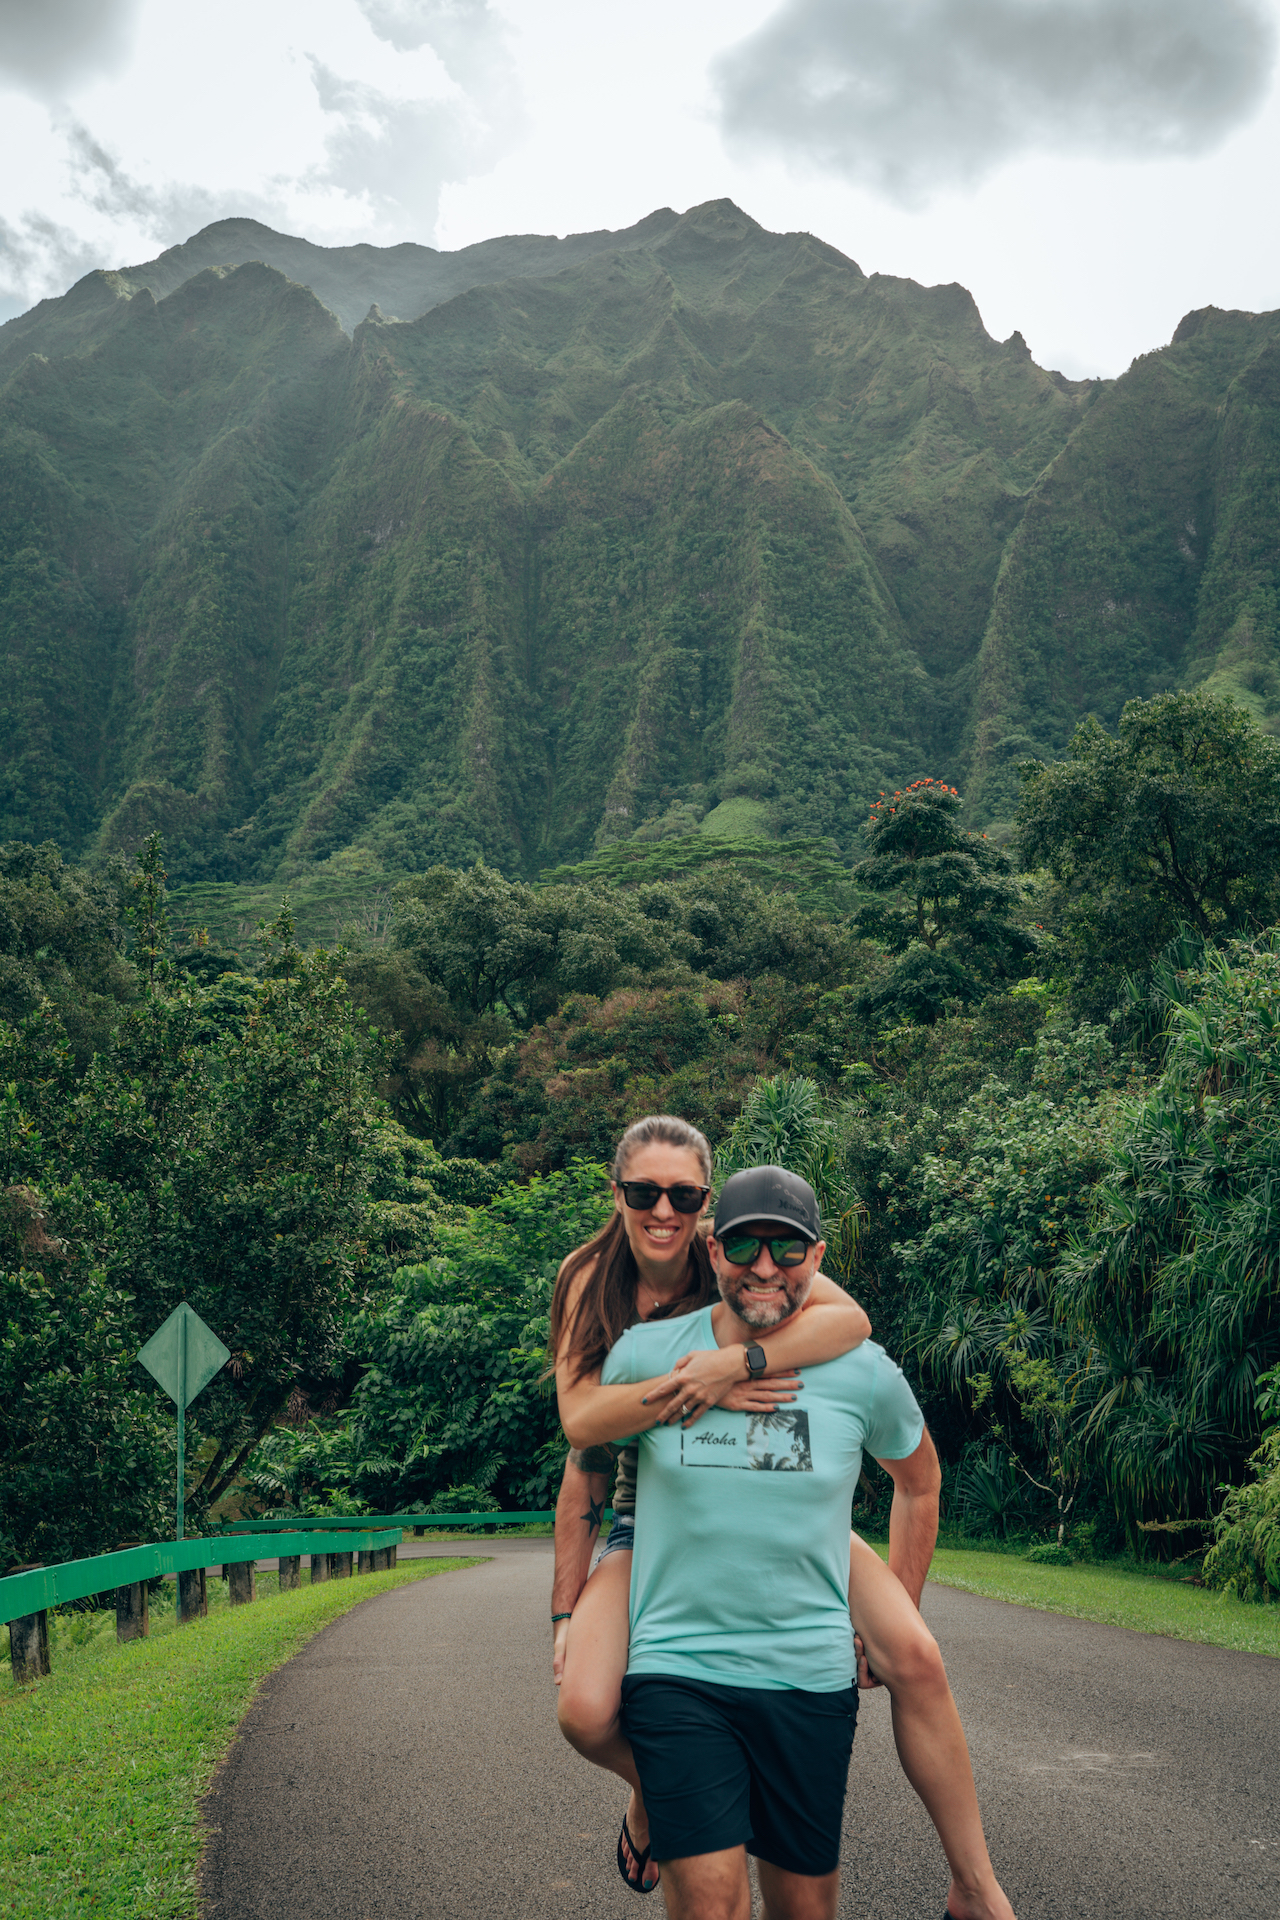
[199, 1540, 1280, 1920]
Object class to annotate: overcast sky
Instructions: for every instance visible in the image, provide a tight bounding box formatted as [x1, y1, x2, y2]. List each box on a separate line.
[2, 0, 1278, 378]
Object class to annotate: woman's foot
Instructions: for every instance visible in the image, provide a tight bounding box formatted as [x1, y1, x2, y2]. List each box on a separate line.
[944, 1874, 1017, 1920]
[619, 1791, 660, 1892]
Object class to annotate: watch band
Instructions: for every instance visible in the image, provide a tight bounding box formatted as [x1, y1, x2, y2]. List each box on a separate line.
[744, 1343, 768, 1378]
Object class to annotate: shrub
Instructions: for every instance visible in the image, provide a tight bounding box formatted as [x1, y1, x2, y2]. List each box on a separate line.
[1026, 1541, 1074, 1566]
[1202, 1430, 1280, 1602]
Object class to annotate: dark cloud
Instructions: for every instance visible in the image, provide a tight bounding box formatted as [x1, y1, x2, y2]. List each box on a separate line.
[714, 0, 1277, 201]
[63, 120, 246, 235]
[0, 0, 139, 94]
[0, 211, 101, 320]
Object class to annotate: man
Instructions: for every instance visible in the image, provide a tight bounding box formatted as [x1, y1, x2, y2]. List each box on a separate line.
[600, 1164, 1005, 1920]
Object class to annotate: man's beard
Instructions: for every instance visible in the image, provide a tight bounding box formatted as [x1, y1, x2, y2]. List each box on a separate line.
[716, 1265, 813, 1329]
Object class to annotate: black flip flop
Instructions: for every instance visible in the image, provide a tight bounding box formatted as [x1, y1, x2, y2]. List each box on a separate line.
[617, 1812, 660, 1895]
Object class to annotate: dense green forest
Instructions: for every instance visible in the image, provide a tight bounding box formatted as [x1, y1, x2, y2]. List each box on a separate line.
[2, 689, 1279, 1600]
[3, 199, 1280, 882]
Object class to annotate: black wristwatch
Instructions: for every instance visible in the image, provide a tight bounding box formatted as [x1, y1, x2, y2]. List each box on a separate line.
[744, 1343, 768, 1379]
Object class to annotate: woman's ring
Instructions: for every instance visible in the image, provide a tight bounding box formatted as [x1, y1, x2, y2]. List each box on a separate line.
[681, 1402, 689, 1415]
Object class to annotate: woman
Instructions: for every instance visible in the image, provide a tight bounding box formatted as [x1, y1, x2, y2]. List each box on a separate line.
[549, 1114, 1014, 1920]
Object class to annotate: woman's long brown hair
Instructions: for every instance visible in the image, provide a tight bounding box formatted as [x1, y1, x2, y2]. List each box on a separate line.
[549, 1116, 716, 1385]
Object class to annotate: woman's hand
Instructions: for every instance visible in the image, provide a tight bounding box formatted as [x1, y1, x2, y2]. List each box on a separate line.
[718, 1373, 803, 1413]
[641, 1346, 803, 1425]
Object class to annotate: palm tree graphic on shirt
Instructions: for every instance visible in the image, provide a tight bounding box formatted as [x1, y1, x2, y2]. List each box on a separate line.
[683, 1409, 813, 1470]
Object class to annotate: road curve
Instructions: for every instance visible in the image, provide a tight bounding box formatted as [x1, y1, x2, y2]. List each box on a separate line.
[199, 1540, 1280, 1920]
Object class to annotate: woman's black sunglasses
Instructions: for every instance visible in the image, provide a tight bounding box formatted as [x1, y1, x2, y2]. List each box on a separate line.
[619, 1180, 711, 1215]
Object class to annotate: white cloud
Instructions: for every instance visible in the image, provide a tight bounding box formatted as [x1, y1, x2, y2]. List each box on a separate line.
[713, 0, 1277, 202]
[0, 0, 523, 317]
[303, 3, 523, 230]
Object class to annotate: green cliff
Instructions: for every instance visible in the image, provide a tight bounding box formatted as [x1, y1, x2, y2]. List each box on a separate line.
[1, 198, 1276, 878]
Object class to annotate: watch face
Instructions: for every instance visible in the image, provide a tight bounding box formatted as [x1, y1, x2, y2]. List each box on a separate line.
[747, 1344, 767, 1375]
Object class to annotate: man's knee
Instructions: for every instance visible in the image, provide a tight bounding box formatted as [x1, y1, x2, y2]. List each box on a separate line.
[756, 1862, 840, 1920]
[660, 1852, 752, 1920]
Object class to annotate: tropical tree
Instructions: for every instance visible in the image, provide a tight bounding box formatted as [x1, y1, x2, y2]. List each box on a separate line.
[854, 778, 1036, 1023]
[1055, 936, 1280, 1542]
[716, 1073, 864, 1277]
[1015, 690, 1280, 1005]
[899, 1023, 1121, 1538]
[0, 836, 406, 1559]
[0, 839, 135, 1063]
[1203, 1366, 1280, 1600]
[340, 1161, 613, 1512]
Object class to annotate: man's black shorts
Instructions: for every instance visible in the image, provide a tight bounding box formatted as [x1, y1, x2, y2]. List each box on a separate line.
[619, 1673, 857, 1876]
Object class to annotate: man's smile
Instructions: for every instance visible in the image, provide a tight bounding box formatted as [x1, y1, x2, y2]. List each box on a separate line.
[740, 1275, 786, 1301]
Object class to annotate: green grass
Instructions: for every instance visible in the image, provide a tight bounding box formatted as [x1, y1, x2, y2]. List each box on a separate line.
[0, 1558, 481, 1918]
[912, 1544, 1280, 1658]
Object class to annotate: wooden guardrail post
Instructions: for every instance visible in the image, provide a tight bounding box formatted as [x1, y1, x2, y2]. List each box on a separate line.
[227, 1560, 256, 1606]
[178, 1567, 207, 1622]
[332, 1550, 353, 1579]
[116, 1580, 149, 1643]
[277, 1555, 301, 1591]
[310, 1552, 330, 1584]
[6, 1564, 50, 1684]
[357, 1549, 375, 1575]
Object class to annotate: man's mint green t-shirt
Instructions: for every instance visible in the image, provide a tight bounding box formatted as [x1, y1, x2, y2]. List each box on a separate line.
[601, 1306, 924, 1693]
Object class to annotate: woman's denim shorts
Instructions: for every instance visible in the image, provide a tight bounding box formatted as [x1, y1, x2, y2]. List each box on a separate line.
[598, 1515, 635, 1560]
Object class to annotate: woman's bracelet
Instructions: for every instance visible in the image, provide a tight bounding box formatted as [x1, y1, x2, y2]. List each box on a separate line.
[551, 1611, 573, 1622]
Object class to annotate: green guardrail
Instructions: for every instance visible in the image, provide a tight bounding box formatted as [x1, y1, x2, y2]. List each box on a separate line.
[1, 1528, 403, 1624]
[218, 1511, 569, 1532]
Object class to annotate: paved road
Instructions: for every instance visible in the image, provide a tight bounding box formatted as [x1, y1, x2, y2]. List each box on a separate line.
[200, 1540, 1280, 1920]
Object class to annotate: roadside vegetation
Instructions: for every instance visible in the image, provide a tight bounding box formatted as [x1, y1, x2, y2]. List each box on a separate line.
[0, 1559, 479, 1919]
[1, 689, 1279, 1605]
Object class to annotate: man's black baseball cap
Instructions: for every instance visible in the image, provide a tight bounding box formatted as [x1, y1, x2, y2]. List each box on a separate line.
[713, 1166, 822, 1243]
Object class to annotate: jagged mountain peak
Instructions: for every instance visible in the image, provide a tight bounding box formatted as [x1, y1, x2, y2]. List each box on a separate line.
[2, 203, 1278, 881]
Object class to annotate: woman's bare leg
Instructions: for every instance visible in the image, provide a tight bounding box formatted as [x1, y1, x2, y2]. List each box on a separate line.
[556, 1550, 658, 1887]
[848, 1532, 1016, 1920]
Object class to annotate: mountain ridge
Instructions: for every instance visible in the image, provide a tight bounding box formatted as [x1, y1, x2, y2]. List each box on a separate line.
[1, 199, 1276, 880]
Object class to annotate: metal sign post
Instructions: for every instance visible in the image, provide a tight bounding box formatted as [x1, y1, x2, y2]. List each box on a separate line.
[138, 1303, 230, 1539]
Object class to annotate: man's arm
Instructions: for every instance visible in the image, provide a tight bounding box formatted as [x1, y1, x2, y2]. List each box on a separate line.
[551, 1447, 611, 1683]
[874, 1427, 942, 1607]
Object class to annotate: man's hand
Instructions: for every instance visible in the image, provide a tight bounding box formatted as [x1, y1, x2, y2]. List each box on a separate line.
[551, 1452, 607, 1677]
[552, 1616, 571, 1686]
[854, 1630, 882, 1691]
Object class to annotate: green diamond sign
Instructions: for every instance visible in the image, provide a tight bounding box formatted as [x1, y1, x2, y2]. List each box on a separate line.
[138, 1303, 230, 1539]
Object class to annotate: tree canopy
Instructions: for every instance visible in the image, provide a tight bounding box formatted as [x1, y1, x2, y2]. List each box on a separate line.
[1016, 691, 1280, 998]
[853, 778, 1036, 1022]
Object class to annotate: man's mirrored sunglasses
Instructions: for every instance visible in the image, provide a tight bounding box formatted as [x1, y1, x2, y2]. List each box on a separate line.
[720, 1232, 811, 1268]
[619, 1180, 711, 1214]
